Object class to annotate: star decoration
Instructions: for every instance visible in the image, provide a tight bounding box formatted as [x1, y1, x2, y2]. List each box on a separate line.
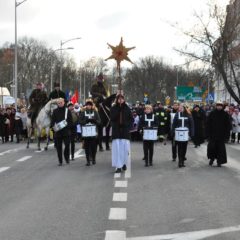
[105, 37, 135, 69]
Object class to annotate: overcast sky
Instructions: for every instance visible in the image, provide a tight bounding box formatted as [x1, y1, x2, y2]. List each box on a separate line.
[0, 0, 229, 67]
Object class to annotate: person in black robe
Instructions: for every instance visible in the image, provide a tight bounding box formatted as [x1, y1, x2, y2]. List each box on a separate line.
[206, 102, 231, 167]
[192, 105, 206, 148]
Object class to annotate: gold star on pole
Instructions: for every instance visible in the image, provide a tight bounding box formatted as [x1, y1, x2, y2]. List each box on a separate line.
[105, 37, 135, 69]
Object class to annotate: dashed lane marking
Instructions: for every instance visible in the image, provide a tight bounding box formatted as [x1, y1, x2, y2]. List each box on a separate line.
[16, 156, 32, 162]
[114, 173, 121, 178]
[109, 208, 127, 220]
[115, 180, 128, 188]
[0, 147, 24, 156]
[113, 193, 127, 202]
[105, 230, 126, 240]
[0, 167, 10, 173]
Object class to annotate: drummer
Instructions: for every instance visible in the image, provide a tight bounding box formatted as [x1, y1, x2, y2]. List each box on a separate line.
[172, 104, 194, 168]
[139, 105, 159, 167]
[79, 99, 101, 166]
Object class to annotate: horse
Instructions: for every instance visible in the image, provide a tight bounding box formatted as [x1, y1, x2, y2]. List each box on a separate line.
[26, 98, 59, 151]
[97, 94, 116, 151]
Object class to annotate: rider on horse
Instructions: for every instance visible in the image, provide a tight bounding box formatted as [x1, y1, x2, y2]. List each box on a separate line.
[90, 72, 108, 108]
[28, 82, 48, 126]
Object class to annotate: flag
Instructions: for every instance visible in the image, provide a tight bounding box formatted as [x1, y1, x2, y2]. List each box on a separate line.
[71, 89, 79, 104]
[65, 89, 70, 101]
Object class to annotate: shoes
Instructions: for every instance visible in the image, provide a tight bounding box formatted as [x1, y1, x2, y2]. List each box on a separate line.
[194, 145, 198, 148]
[172, 158, 176, 162]
[86, 162, 90, 166]
[58, 163, 63, 166]
[209, 159, 214, 166]
[145, 163, 149, 167]
[115, 168, 122, 173]
[92, 160, 96, 165]
[99, 147, 104, 152]
[122, 164, 127, 171]
[217, 163, 222, 167]
[66, 161, 70, 164]
[149, 162, 153, 166]
[142, 157, 146, 161]
[106, 147, 111, 151]
[71, 156, 74, 161]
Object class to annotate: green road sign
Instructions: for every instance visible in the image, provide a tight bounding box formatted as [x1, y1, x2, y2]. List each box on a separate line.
[176, 86, 203, 101]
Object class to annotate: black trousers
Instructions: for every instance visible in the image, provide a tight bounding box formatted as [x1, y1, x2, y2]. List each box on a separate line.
[70, 133, 76, 159]
[55, 136, 70, 164]
[231, 132, 240, 143]
[84, 138, 97, 162]
[143, 140, 154, 164]
[172, 139, 177, 159]
[176, 141, 188, 163]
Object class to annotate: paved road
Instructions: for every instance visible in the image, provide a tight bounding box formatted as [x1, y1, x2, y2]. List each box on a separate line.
[0, 140, 240, 240]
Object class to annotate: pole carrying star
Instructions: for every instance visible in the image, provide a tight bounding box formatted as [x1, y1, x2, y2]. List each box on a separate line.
[105, 37, 135, 69]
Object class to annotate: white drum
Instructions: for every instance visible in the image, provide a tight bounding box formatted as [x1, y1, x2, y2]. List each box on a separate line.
[143, 128, 158, 141]
[53, 120, 68, 132]
[175, 127, 189, 142]
[82, 124, 97, 137]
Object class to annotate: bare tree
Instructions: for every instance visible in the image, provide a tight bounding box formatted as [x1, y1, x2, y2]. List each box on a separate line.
[173, 0, 240, 104]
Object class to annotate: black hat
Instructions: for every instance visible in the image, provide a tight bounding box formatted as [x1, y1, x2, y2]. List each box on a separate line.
[54, 82, 60, 87]
[85, 98, 93, 105]
[67, 102, 73, 107]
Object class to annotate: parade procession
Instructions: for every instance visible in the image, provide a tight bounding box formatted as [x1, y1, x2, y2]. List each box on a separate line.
[1, 0, 240, 240]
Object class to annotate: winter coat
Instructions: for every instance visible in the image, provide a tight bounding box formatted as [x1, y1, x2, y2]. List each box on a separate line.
[206, 109, 231, 141]
[231, 113, 240, 133]
[172, 112, 195, 138]
[14, 117, 23, 135]
[139, 113, 159, 130]
[110, 103, 133, 140]
[192, 110, 206, 144]
[51, 106, 73, 138]
[49, 89, 66, 101]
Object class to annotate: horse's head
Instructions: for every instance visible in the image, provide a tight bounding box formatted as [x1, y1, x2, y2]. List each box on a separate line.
[45, 98, 60, 115]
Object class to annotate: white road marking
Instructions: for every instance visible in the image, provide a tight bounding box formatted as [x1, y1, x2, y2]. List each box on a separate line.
[127, 224, 240, 240]
[125, 150, 131, 178]
[16, 156, 32, 162]
[115, 180, 128, 188]
[109, 208, 127, 220]
[35, 149, 44, 153]
[74, 149, 85, 159]
[105, 230, 126, 240]
[0, 147, 24, 156]
[114, 173, 121, 178]
[0, 167, 10, 173]
[113, 193, 127, 202]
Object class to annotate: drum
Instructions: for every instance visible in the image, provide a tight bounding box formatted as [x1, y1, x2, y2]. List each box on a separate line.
[82, 124, 97, 137]
[175, 127, 189, 141]
[53, 120, 68, 132]
[143, 127, 158, 141]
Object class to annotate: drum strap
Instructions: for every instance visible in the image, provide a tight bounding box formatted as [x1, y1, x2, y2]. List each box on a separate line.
[178, 112, 188, 128]
[84, 111, 94, 118]
[145, 114, 154, 127]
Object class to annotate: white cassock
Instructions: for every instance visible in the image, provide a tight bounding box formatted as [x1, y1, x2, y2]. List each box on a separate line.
[112, 139, 130, 168]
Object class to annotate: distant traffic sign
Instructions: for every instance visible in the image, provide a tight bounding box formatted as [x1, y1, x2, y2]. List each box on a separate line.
[176, 86, 203, 102]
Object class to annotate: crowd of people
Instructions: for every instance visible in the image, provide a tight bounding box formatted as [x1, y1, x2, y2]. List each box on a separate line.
[0, 76, 240, 171]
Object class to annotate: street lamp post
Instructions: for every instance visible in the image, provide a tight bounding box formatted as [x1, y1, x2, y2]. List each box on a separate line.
[15, 0, 27, 106]
[50, 47, 73, 92]
[60, 37, 81, 90]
